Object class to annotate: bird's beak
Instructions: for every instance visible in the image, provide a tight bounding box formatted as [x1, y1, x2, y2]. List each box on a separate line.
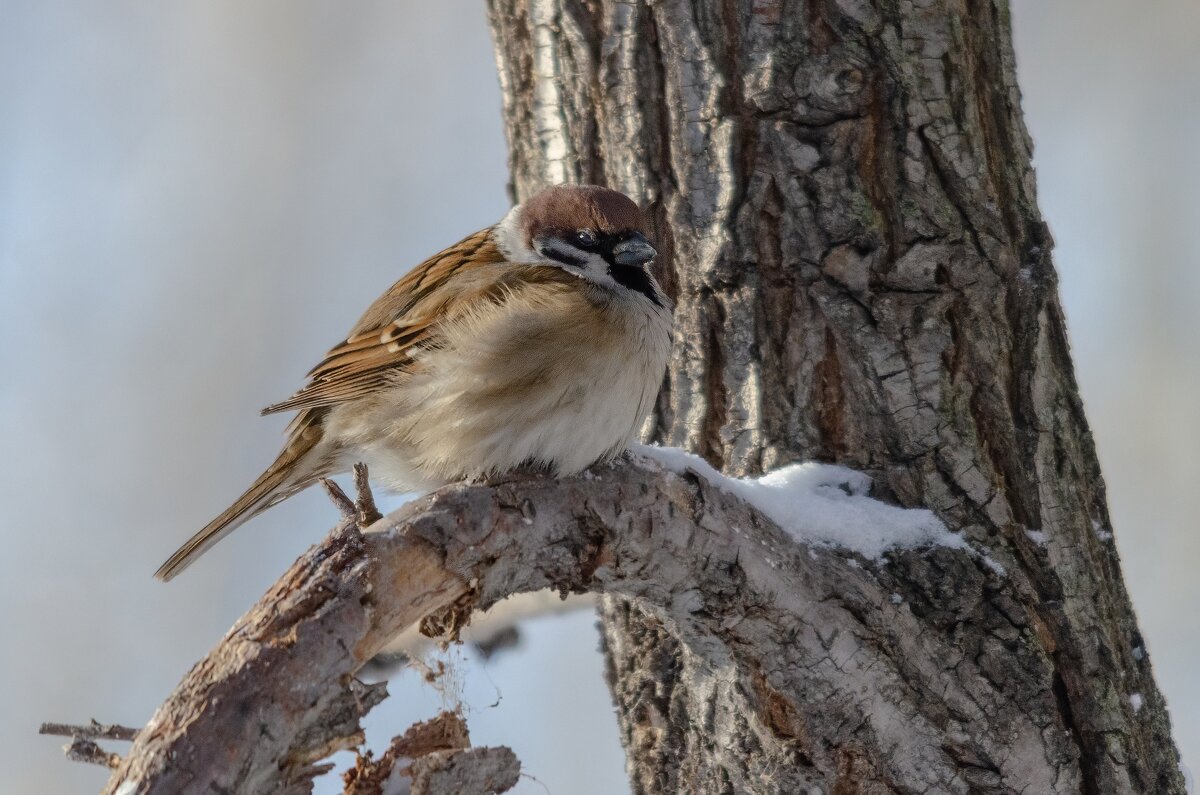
[612, 233, 657, 267]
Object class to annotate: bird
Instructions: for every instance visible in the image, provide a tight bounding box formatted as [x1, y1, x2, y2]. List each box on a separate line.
[155, 184, 673, 581]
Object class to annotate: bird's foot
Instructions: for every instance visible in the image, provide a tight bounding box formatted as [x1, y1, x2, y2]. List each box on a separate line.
[320, 462, 382, 529]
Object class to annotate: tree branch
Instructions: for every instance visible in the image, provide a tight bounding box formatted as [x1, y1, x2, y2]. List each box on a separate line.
[40, 720, 139, 743]
[341, 710, 519, 795]
[40, 720, 141, 771]
[64, 738, 124, 769]
[98, 450, 1043, 794]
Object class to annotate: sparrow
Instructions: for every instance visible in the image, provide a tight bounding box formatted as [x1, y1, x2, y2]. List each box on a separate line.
[156, 184, 673, 580]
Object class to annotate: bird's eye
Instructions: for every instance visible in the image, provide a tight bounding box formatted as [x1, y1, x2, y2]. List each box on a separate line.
[574, 230, 598, 248]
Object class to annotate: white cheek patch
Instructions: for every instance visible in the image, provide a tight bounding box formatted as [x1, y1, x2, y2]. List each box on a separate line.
[536, 238, 590, 268]
[527, 238, 617, 286]
[539, 243, 621, 290]
[578, 255, 620, 290]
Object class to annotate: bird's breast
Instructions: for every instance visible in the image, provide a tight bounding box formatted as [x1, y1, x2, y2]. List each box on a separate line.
[330, 286, 671, 490]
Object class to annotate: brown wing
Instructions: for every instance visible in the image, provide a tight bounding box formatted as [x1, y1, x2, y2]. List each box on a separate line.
[261, 226, 507, 416]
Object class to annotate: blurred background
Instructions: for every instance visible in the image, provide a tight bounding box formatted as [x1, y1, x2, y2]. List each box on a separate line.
[1, 2, 1195, 792]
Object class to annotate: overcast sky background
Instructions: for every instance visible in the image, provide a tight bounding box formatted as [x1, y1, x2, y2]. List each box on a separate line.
[1, 2, 1196, 792]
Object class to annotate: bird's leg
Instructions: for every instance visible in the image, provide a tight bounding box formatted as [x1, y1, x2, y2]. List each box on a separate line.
[320, 478, 357, 523]
[319, 465, 381, 529]
[352, 463, 382, 526]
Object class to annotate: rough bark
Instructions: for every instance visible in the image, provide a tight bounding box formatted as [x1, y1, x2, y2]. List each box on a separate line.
[99, 474, 518, 795]
[343, 711, 521, 795]
[487, 1, 1183, 792]
[100, 457, 990, 793]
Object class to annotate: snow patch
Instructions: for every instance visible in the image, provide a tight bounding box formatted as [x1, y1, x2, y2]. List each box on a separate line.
[980, 555, 1007, 577]
[632, 445, 971, 562]
[1025, 529, 1048, 546]
[1132, 645, 1145, 662]
[1129, 693, 1144, 713]
[1092, 519, 1114, 542]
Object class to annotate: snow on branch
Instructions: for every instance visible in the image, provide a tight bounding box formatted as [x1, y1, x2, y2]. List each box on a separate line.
[93, 451, 998, 794]
[631, 445, 968, 559]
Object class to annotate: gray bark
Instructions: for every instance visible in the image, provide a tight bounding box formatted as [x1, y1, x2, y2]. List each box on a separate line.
[99, 457, 990, 794]
[486, 1, 1184, 792]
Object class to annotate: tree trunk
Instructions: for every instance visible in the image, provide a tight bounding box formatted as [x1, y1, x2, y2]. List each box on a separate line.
[487, 1, 1184, 792]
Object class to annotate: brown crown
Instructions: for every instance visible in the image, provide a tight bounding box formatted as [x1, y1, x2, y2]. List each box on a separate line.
[519, 184, 649, 246]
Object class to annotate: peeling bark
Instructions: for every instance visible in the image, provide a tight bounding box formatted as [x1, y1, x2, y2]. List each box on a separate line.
[487, 1, 1184, 792]
[100, 456, 1023, 794]
[342, 711, 518, 795]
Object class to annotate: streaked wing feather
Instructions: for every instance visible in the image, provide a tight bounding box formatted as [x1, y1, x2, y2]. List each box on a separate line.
[262, 227, 507, 416]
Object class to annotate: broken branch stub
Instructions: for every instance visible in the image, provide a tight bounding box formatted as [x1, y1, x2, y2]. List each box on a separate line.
[341, 711, 518, 795]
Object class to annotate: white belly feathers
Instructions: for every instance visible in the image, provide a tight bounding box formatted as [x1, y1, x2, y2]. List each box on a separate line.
[323, 282, 672, 492]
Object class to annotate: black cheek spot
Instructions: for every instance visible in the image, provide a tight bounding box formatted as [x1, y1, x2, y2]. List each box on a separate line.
[544, 248, 586, 268]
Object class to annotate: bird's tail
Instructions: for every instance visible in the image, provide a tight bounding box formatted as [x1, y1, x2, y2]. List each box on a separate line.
[155, 419, 326, 581]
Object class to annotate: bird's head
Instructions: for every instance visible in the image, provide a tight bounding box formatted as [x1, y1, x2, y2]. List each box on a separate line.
[496, 184, 664, 306]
